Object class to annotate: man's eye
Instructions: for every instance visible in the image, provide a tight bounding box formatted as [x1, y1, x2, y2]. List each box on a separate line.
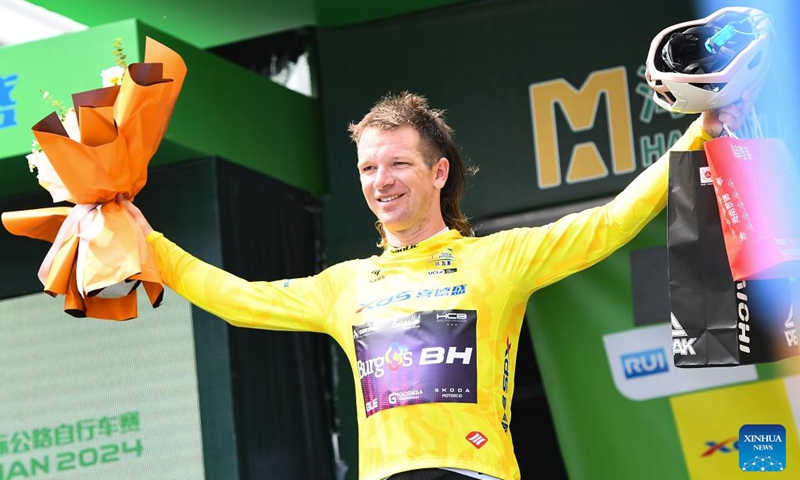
[361, 166, 375, 173]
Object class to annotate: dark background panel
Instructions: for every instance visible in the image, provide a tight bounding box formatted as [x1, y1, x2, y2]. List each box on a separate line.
[215, 159, 336, 480]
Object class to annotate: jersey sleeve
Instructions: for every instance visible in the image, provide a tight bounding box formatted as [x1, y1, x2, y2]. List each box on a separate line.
[493, 117, 713, 294]
[147, 232, 332, 333]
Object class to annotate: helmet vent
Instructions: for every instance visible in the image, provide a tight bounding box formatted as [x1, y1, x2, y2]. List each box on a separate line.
[690, 82, 726, 92]
[748, 50, 763, 70]
[659, 90, 676, 104]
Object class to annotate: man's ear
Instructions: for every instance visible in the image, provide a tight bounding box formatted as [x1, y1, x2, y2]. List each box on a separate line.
[433, 157, 449, 189]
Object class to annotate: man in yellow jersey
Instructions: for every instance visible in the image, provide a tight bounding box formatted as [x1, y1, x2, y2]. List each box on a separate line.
[119, 92, 750, 480]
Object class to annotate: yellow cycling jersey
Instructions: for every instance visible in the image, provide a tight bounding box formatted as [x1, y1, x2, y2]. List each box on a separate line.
[148, 119, 710, 480]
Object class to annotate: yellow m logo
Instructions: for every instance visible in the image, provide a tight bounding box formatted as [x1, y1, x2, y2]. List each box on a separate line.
[529, 67, 635, 189]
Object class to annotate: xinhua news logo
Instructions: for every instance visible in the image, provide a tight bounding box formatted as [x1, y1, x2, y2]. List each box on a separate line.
[739, 424, 786, 472]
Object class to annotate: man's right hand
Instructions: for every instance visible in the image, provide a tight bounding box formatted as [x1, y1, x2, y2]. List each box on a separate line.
[701, 89, 758, 138]
[117, 194, 155, 237]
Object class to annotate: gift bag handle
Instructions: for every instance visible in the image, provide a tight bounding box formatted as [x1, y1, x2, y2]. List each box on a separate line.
[722, 105, 763, 139]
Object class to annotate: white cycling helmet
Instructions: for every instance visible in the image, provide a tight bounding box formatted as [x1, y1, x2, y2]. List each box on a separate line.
[645, 6, 773, 114]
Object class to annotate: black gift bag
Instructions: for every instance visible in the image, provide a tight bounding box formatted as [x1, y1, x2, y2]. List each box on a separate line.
[667, 150, 799, 367]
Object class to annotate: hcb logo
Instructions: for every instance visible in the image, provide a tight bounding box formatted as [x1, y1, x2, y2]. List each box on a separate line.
[529, 67, 635, 188]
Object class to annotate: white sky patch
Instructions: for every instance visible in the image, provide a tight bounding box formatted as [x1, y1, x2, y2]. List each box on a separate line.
[0, 0, 86, 47]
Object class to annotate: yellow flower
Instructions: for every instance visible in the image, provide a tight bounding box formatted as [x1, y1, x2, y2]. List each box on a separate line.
[101, 66, 125, 87]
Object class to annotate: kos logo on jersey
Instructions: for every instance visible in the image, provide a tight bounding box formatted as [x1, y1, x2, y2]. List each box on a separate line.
[355, 284, 467, 313]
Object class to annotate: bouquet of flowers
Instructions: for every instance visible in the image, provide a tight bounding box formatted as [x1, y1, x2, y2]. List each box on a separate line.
[1, 37, 187, 320]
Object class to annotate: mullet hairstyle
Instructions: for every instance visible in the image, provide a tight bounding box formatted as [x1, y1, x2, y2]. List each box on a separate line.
[348, 92, 478, 248]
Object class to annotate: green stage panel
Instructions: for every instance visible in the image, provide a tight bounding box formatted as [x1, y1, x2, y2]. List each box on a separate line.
[0, 19, 325, 199]
[26, 0, 473, 49]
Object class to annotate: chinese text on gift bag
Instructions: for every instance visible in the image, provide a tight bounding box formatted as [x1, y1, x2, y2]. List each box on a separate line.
[705, 137, 800, 280]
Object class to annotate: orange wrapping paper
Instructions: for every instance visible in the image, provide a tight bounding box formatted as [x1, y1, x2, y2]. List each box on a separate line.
[1, 37, 187, 320]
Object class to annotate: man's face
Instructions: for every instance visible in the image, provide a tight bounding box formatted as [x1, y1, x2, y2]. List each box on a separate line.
[357, 126, 448, 238]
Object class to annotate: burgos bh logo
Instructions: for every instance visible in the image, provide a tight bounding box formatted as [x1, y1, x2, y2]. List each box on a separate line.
[739, 424, 786, 472]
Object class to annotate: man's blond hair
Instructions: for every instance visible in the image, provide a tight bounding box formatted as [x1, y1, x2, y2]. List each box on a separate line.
[349, 92, 477, 248]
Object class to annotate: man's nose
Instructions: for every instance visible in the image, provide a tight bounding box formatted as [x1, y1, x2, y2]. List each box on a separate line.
[375, 166, 395, 189]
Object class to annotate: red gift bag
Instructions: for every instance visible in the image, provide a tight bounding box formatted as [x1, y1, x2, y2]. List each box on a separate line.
[704, 136, 800, 280]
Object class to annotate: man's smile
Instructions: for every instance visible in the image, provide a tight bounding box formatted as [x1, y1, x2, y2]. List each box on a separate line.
[377, 194, 404, 203]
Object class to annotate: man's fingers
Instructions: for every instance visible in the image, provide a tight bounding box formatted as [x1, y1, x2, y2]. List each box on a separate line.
[740, 90, 755, 111]
[717, 97, 750, 132]
[718, 110, 739, 128]
[117, 194, 139, 214]
[116, 193, 132, 207]
[115, 193, 154, 235]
